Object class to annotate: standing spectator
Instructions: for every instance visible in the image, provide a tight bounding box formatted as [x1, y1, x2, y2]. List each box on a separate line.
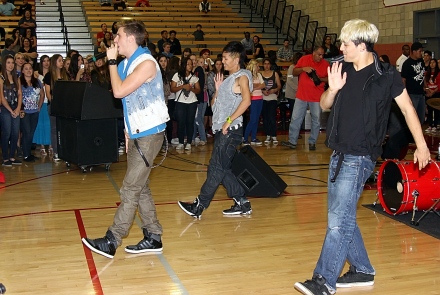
[17, 0, 31, 16]
[277, 39, 293, 62]
[0, 55, 22, 166]
[192, 57, 207, 145]
[99, 0, 111, 6]
[206, 58, 223, 137]
[395, 44, 409, 73]
[424, 50, 432, 71]
[243, 59, 265, 145]
[162, 42, 173, 58]
[100, 31, 113, 52]
[44, 54, 68, 160]
[241, 32, 253, 55]
[424, 59, 440, 132]
[168, 30, 181, 55]
[18, 9, 36, 36]
[34, 55, 51, 156]
[199, 0, 211, 13]
[323, 35, 339, 61]
[20, 62, 44, 162]
[14, 52, 25, 76]
[401, 42, 426, 125]
[282, 52, 302, 131]
[281, 46, 329, 150]
[261, 58, 281, 144]
[97, 23, 112, 46]
[168, 56, 180, 144]
[19, 37, 37, 64]
[2, 38, 16, 59]
[68, 54, 91, 82]
[157, 30, 168, 54]
[170, 57, 200, 150]
[253, 35, 265, 61]
[113, 0, 126, 11]
[0, 0, 16, 16]
[157, 54, 173, 144]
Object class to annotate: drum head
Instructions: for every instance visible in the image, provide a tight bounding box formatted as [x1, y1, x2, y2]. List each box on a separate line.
[380, 161, 404, 212]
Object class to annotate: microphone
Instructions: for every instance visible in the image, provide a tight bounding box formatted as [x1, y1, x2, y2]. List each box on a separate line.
[88, 52, 107, 63]
[0, 283, 6, 294]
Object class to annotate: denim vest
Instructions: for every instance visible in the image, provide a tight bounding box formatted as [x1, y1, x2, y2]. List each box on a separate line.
[122, 54, 169, 139]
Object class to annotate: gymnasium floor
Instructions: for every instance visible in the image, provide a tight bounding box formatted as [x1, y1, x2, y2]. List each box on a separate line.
[0, 131, 439, 295]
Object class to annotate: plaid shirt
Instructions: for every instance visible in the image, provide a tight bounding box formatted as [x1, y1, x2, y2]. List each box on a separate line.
[277, 46, 293, 60]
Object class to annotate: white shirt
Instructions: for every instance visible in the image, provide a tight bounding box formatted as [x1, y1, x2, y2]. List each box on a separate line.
[396, 54, 408, 73]
[172, 72, 199, 104]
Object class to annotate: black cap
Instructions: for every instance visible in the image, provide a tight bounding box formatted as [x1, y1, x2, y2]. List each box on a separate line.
[411, 42, 424, 51]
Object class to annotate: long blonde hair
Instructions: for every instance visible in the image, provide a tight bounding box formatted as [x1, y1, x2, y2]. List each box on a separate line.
[246, 59, 260, 80]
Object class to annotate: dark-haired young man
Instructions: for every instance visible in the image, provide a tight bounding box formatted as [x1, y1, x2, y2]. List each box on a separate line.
[178, 41, 253, 218]
[168, 30, 181, 55]
[82, 19, 169, 259]
[294, 19, 430, 295]
[395, 44, 409, 73]
[157, 30, 168, 55]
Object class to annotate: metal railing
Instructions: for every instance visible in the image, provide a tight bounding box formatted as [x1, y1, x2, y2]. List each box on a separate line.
[58, 0, 71, 55]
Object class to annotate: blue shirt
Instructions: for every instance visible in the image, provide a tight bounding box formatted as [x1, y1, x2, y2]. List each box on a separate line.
[21, 80, 43, 113]
[0, 2, 15, 16]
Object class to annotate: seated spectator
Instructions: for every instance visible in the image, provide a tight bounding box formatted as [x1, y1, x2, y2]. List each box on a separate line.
[276, 39, 293, 62]
[379, 55, 390, 63]
[23, 27, 37, 48]
[241, 32, 253, 55]
[141, 30, 151, 47]
[148, 43, 157, 59]
[18, 38, 37, 63]
[199, 0, 210, 13]
[67, 54, 91, 82]
[96, 23, 112, 46]
[111, 21, 118, 35]
[113, 0, 126, 11]
[157, 30, 168, 54]
[99, 0, 111, 6]
[322, 35, 339, 61]
[2, 38, 16, 58]
[168, 30, 181, 55]
[63, 57, 71, 71]
[100, 31, 113, 52]
[11, 28, 21, 52]
[162, 42, 173, 58]
[253, 35, 265, 61]
[0, 0, 16, 16]
[17, 0, 31, 16]
[135, 0, 150, 7]
[182, 48, 192, 58]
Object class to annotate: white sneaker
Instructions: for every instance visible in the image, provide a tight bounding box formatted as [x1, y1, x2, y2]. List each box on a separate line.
[176, 143, 184, 150]
[198, 141, 206, 146]
[53, 153, 61, 161]
[432, 127, 437, 133]
[171, 138, 179, 145]
[185, 143, 191, 150]
[264, 136, 271, 144]
[195, 137, 200, 143]
[272, 137, 278, 144]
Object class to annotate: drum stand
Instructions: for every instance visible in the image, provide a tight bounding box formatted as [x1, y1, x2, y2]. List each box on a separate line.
[414, 198, 440, 226]
[410, 190, 419, 225]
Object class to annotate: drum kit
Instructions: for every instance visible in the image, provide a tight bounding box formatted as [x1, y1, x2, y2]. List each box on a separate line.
[376, 160, 440, 225]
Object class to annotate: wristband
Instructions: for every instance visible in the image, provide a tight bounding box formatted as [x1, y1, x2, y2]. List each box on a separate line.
[226, 116, 233, 124]
[108, 59, 117, 65]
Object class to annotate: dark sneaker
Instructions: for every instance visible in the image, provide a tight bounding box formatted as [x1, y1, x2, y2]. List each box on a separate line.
[17, 147, 23, 158]
[24, 156, 35, 162]
[294, 274, 332, 295]
[178, 198, 204, 218]
[309, 144, 316, 151]
[11, 159, 22, 165]
[82, 230, 118, 259]
[2, 160, 12, 167]
[223, 200, 252, 215]
[125, 228, 163, 254]
[336, 265, 374, 288]
[243, 140, 250, 145]
[281, 141, 297, 149]
[251, 139, 262, 146]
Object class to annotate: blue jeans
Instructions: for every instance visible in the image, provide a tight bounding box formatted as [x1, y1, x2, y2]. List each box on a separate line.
[21, 112, 39, 158]
[0, 107, 20, 160]
[193, 101, 207, 142]
[244, 99, 263, 141]
[288, 98, 321, 144]
[198, 127, 247, 209]
[314, 152, 375, 292]
[408, 93, 425, 126]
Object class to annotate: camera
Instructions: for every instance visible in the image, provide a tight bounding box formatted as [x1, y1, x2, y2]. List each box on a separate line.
[80, 64, 85, 69]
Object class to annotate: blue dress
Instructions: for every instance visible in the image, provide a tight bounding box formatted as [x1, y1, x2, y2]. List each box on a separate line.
[33, 75, 51, 145]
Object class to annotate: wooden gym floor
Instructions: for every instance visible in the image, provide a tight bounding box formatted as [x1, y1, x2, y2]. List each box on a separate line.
[0, 131, 439, 295]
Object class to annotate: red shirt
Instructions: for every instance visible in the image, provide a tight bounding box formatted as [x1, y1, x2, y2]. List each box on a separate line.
[135, 0, 150, 6]
[427, 73, 440, 93]
[295, 54, 329, 102]
[96, 31, 113, 45]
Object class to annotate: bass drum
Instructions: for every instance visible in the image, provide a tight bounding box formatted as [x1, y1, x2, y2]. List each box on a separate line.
[377, 160, 440, 215]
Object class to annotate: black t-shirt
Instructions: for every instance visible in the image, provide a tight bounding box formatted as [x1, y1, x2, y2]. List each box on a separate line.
[401, 57, 425, 94]
[336, 62, 405, 156]
[254, 43, 264, 58]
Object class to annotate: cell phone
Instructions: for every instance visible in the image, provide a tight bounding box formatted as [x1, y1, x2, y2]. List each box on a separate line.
[80, 64, 85, 69]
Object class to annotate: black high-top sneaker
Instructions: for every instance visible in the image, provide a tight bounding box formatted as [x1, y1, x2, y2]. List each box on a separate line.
[82, 230, 118, 259]
[178, 197, 204, 218]
[125, 228, 163, 254]
[223, 199, 252, 215]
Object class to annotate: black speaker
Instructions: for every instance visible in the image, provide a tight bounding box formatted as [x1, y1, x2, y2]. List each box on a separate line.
[57, 117, 118, 166]
[231, 145, 287, 198]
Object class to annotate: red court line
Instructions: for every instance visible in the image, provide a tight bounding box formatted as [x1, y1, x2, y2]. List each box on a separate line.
[75, 210, 104, 295]
[0, 169, 77, 189]
[0, 206, 118, 220]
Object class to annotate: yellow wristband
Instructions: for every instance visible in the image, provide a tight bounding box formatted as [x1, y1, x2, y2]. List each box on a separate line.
[226, 116, 233, 124]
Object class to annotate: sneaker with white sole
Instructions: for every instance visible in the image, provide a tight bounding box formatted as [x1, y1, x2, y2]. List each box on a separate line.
[178, 198, 204, 218]
[171, 138, 179, 145]
[295, 274, 333, 295]
[125, 228, 163, 253]
[272, 137, 278, 144]
[264, 135, 271, 144]
[251, 139, 262, 146]
[336, 265, 374, 288]
[185, 143, 191, 150]
[176, 143, 184, 150]
[82, 230, 118, 259]
[223, 199, 252, 215]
